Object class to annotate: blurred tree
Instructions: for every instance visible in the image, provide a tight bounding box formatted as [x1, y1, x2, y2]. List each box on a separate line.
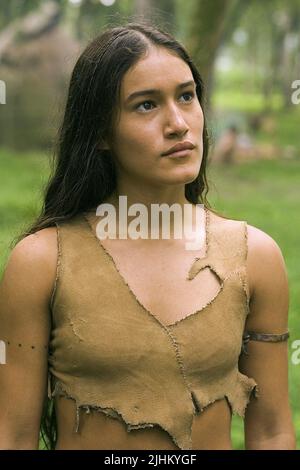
[134, 0, 176, 33]
[73, 0, 133, 40]
[0, 0, 76, 31]
[135, 0, 151, 13]
[220, 0, 250, 46]
[0, 0, 41, 29]
[185, 0, 248, 107]
[0, 1, 79, 150]
[276, 0, 300, 108]
[230, 0, 300, 111]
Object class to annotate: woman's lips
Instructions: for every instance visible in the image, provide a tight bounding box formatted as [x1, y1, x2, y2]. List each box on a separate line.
[163, 148, 194, 158]
[161, 141, 196, 156]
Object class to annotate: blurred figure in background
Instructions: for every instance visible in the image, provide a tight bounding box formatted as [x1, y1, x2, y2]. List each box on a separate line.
[211, 125, 239, 165]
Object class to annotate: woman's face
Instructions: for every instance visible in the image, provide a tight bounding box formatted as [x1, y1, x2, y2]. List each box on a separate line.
[108, 46, 204, 190]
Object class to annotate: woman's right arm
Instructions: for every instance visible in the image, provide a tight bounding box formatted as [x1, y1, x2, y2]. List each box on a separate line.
[0, 228, 57, 449]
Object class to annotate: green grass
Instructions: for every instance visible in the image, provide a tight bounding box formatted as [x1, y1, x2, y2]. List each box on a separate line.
[212, 90, 284, 113]
[0, 148, 50, 271]
[0, 149, 299, 449]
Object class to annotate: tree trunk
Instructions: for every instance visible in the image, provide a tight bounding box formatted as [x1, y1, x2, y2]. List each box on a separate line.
[134, 0, 176, 33]
[185, 0, 233, 108]
[135, 0, 153, 15]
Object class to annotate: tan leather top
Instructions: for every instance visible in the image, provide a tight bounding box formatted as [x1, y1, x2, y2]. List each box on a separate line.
[48, 207, 258, 450]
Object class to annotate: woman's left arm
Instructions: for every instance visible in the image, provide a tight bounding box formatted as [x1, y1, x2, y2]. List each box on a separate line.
[239, 225, 297, 450]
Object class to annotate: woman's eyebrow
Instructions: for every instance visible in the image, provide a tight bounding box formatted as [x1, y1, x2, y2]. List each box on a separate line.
[125, 80, 195, 103]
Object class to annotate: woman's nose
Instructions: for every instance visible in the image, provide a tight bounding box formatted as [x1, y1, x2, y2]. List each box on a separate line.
[164, 105, 189, 137]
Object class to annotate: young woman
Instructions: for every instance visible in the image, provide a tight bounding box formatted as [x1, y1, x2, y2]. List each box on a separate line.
[0, 22, 296, 450]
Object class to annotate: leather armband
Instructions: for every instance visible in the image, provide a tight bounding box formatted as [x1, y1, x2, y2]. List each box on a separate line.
[241, 330, 290, 356]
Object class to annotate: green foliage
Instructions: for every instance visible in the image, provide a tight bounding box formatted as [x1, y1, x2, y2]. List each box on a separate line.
[0, 148, 49, 272]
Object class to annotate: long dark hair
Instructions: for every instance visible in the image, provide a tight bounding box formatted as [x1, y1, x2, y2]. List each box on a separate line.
[13, 20, 219, 450]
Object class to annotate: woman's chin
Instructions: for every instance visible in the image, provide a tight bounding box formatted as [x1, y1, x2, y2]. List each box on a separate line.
[165, 167, 200, 185]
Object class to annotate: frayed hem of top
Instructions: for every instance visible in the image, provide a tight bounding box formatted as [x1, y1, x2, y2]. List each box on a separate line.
[50, 379, 189, 450]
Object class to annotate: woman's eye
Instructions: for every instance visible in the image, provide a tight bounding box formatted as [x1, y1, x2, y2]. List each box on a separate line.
[135, 101, 155, 112]
[180, 91, 195, 102]
[135, 92, 195, 113]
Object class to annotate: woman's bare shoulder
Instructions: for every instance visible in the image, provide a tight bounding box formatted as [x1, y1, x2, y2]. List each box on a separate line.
[246, 223, 283, 255]
[245, 223, 287, 299]
[12, 226, 58, 264]
[1, 226, 58, 305]
[209, 210, 282, 253]
[209, 210, 287, 299]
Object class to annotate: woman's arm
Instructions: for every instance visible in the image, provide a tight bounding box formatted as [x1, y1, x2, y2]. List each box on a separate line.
[0, 228, 57, 449]
[239, 224, 296, 450]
